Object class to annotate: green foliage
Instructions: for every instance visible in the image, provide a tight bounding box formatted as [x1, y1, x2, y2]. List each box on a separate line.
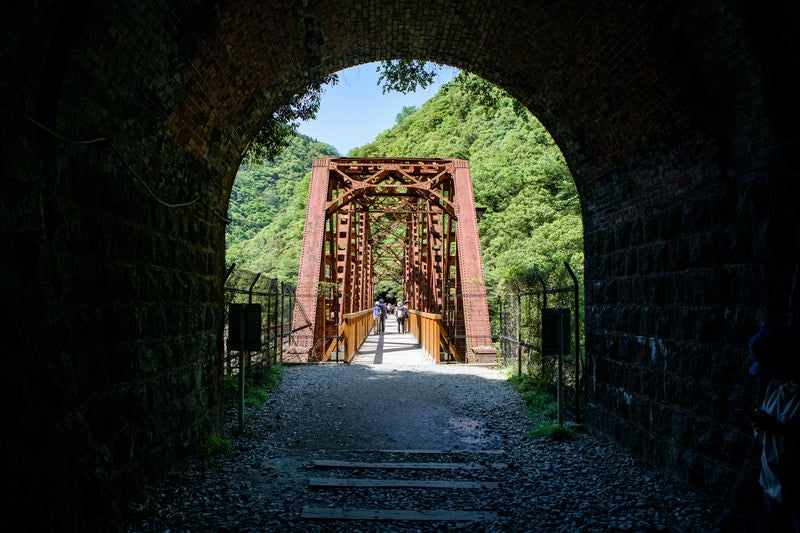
[244, 74, 338, 164]
[509, 373, 555, 409]
[350, 71, 583, 286]
[374, 280, 402, 302]
[228, 70, 583, 292]
[243, 119, 296, 166]
[245, 387, 268, 409]
[199, 433, 232, 461]
[509, 373, 577, 440]
[527, 422, 579, 441]
[226, 135, 338, 281]
[395, 105, 418, 125]
[377, 60, 437, 94]
[243, 60, 435, 165]
[224, 362, 283, 416]
[447, 74, 529, 119]
[262, 363, 284, 389]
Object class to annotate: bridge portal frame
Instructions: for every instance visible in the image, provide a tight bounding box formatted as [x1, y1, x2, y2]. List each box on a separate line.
[287, 158, 495, 364]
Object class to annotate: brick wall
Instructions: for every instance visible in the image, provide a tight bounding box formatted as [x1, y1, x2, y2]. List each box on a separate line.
[2, 0, 797, 527]
[1, 2, 230, 528]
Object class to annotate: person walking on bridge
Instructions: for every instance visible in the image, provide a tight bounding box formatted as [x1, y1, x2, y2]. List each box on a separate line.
[396, 301, 408, 334]
[377, 299, 388, 333]
[371, 301, 384, 335]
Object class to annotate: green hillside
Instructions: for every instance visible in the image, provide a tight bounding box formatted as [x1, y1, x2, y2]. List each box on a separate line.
[225, 135, 338, 280]
[350, 73, 582, 285]
[226, 72, 582, 287]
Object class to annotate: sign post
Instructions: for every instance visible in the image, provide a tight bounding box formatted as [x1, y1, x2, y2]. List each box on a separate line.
[542, 308, 570, 426]
[228, 303, 262, 431]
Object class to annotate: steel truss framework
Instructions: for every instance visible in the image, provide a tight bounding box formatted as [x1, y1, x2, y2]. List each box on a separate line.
[287, 158, 495, 363]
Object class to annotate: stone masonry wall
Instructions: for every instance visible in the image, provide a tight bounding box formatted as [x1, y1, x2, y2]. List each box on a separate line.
[1, 0, 798, 528]
[1, 2, 228, 529]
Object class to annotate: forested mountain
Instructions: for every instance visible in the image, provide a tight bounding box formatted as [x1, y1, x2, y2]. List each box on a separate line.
[226, 72, 583, 287]
[225, 135, 338, 280]
[351, 73, 582, 285]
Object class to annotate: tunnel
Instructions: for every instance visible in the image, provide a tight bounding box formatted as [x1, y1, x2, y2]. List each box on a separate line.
[2, 0, 799, 528]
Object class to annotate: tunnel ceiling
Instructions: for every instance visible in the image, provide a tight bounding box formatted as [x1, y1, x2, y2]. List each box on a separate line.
[139, 0, 767, 212]
[8, 0, 781, 223]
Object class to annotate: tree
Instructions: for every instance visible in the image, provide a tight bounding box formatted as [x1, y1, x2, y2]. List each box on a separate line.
[376, 60, 437, 94]
[244, 61, 443, 164]
[244, 74, 338, 164]
[350, 71, 582, 287]
[395, 105, 418, 125]
[227, 135, 338, 281]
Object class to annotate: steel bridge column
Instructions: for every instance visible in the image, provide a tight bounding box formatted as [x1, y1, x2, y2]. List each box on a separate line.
[287, 159, 330, 362]
[403, 210, 412, 304]
[351, 209, 369, 312]
[406, 204, 421, 311]
[337, 207, 354, 315]
[453, 160, 496, 363]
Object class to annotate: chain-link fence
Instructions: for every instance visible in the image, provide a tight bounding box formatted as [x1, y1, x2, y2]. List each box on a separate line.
[492, 262, 584, 422]
[222, 264, 297, 430]
[223, 264, 296, 371]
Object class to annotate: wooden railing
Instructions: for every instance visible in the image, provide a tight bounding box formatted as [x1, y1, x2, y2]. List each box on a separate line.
[322, 309, 373, 363]
[407, 310, 454, 363]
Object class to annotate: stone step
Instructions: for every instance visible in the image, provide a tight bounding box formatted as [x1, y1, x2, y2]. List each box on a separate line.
[301, 507, 499, 522]
[308, 477, 500, 489]
[305, 449, 504, 525]
[312, 459, 486, 470]
[360, 448, 505, 455]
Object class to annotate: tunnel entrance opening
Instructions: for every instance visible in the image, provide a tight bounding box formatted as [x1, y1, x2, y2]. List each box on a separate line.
[226, 64, 583, 365]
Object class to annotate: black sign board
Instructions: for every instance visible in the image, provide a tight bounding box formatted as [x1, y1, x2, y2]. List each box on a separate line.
[228, 303, 262, 351]
[542, 308, 570, 356]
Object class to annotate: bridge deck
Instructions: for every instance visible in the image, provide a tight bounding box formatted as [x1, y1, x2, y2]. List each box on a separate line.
[350, 315, 435, 366]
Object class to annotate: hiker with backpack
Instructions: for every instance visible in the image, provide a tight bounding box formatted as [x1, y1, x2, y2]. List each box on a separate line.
[396, 301, 409, 333]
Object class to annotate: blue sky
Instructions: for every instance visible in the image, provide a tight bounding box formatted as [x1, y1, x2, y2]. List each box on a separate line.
[297, 62, 460, 155]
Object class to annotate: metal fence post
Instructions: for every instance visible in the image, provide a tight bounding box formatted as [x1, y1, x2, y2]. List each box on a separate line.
[516, 290, 522, 376]
[237, 305, 246, 432]
[280, 282, 285, 363]
[557, 313, 564, 427]
[564, 261, 581, 423]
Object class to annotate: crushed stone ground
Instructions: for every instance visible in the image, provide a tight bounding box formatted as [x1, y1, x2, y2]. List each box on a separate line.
[119, 322, 723, 532]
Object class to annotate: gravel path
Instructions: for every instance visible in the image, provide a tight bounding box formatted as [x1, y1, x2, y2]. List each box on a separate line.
[120, 327, 722, 532]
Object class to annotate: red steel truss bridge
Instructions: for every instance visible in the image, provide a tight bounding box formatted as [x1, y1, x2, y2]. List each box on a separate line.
[286, 158, 496, 365]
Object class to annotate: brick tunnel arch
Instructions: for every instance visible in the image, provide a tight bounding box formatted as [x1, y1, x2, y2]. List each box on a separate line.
[3, 1, 799, 528]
